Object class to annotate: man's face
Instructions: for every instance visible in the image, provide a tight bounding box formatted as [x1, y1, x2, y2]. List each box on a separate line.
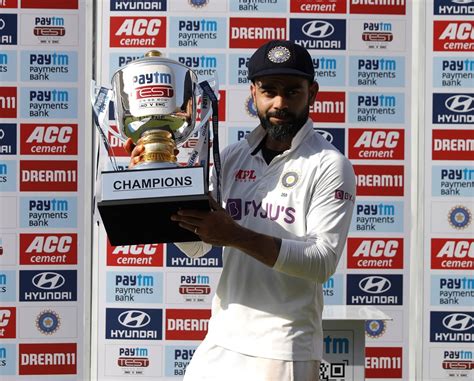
[251, 75, 318, 141]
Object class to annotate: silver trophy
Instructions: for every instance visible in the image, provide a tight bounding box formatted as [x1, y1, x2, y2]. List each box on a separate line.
[92, 51, 219, 245]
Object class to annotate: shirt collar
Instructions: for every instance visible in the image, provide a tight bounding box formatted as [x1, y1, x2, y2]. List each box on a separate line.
[247, 118, 314, 155]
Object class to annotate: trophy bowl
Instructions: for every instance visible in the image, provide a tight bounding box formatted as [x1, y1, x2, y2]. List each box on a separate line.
[111, 51, 199, 169]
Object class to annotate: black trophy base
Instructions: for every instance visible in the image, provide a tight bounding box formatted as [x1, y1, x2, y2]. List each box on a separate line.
[97, 194, 210, 246]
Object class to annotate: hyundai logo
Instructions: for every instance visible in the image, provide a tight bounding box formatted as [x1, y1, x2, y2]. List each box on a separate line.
[445, 95, 474, 113]
[442, 313, 474, 332]
[451, 0, 474, 4]
[359, 276, 391, 294]
[32, 272, 65, 290]
[302, 21, 334, 39]
[314, 129, 334, 143]
[118, 310, 151, 328]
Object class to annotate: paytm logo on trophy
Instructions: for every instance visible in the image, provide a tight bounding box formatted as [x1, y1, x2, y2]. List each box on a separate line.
[92, 51, 220, 245]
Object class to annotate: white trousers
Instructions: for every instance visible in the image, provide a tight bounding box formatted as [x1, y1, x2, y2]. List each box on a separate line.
[184, 339, 320, 381]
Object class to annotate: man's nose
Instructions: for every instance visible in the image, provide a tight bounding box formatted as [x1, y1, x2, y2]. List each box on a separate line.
[272, 94, 288, 110]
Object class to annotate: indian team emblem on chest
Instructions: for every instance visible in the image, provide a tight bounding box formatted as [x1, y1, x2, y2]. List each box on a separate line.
[281, 171, 300, 189]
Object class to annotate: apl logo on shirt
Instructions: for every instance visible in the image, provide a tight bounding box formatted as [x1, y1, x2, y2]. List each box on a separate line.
[365, 347, 402, 378]
[229, 17, 287, 48]
[434, 20, 474, 51]
[432, 129, 474, 161]
[20, 124, 78, 155]
[110, 0, 167, 11]
[106, 308, 163, 340]
[434, 0, 474, 15]
[432, 93, 474, 124]
[20, 233, 78, 265]
[166, 309, 211, 341]
[110, 17, 166, 48]
[290, 0, 347, 14]
[20, 160, 77, 192]
[290, 18, 346, 50]
[346, 274, 403, 305]
[0, 14, 17, 45]
[347, 238, 404, 269]
[350, 0, 406, 14]
[0, 87, 17, 118]
[19, 343, 77, 375]
[431, 238, 474, 270]
[0, 307, 15, 338]
[19, 270, 77, 302]
[349, 128, 404, 160]
[354, 165, 404, 196]
[430, 311, 474, 343]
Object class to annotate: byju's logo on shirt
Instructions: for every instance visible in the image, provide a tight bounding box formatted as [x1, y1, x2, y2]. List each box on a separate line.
[226, 198, 296, 224]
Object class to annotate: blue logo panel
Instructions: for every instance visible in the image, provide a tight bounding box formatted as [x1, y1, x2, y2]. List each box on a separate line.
[0, 161, 16, 192]
[106, 271, 163, 303]
[164, 345, 198, 377]
[169, 53, 226, 82]
[229, 0, 287, 13]
[19, 270, 77, 302]
[0, 124, 16, 155]
[323, 274, 344, 305]
[290, 18, 346, 50]
[0, 51, 17, 82]
[349, 56, 405, 87]
[349, 92, 405, 123]
[432, 93, 474, 124]
[313, 55, 345, 87]
[228, 53, 251, 85]
[433, 57, 474, 88]
[346, 274, 403, 305]
[20, 88, 78, 119]
[0, 14, 17, 45]
[314, 127, 345, 154]
[432, 166, 474, 197]
[0, 271, 16, 302]
[166, 244, 222, 268]
[430, 275, 474, 306]
[106, 308, 163, 340]
[110, 0, 167, 11]
[430, 311, 474, 343]
[20, 197, 77, 228]
[20, 51, 78, 82]
[0, 344, 16, 375]
[350, 201, 404, 233]
[169, 17, 227, 48]
[434, 0, 474, 15]
[109, 53, 142, 78]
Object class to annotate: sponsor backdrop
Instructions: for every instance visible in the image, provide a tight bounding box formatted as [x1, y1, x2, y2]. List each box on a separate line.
[0, 0, 91, 380]
[424, 1, 474, 380]
[94, 1, 413, 380]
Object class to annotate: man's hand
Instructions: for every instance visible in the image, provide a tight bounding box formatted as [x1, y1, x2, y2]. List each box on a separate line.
[123, 138, 144, 168]
[171, 194, 282, 267]
[171, 195, 241, 247]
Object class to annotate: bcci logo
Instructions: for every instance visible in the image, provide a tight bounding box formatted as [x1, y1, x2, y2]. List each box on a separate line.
[281, 171, 299, 188]
[245, 96, 257, 118]
[189, 0, 209, 8]
[36, 310, 60, 335]
[365, 319, 386, 339]
[267, 46, 291, 64]
[448, 205, 472, 230]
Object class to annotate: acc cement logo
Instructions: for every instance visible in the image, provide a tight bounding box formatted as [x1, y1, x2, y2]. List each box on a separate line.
[32, 272, 65, 289]
[448, 205, 472, 229]
[36, 309, 60, 335]
[442, 313, 474, 331]
[445, 94, 474, 113]
[302, 20, 334, 38]
[359, 276, 391, 294]
[118, 310, 151, 328]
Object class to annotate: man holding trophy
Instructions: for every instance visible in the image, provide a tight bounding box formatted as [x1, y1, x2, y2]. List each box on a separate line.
[124, 40, 356, 380]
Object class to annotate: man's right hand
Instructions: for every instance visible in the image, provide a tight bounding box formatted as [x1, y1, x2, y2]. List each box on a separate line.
[123, 138, 144, 169]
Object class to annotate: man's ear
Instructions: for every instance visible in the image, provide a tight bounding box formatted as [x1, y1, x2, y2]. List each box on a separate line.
[250, 82, 257, 102]
[309, 81, 319, 104]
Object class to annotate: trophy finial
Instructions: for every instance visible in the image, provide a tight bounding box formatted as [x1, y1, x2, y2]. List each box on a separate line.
[145, 50, 162, 57]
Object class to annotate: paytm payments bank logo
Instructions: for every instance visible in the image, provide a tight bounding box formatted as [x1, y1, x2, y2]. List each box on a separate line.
[169, 53, 225, 82]
[290, 18, 346, 50]
[351, 201, 404, 233]
[432, 166, 474, 197]
[0, 161, 16, 192]
[164, 346, 198, 377]
[0, 51, 17, 82]
[21, 51, 77, 82]
[349, 92, 405, 123]
[430, 311, 474, 343]
[349, 56, 405, 87]
[0, 344, 16, 375]
[322, 274, 344, 305]
[20, 88, 77, 119]
[106, 272, 163, 304]
[0, 271, 15, 302]
[433, 57, 474, 88]
[431, 275, 474, 306]
[230, 0, 287, 12]
[20, 197, 77, 228]
[312, 55, 345, 87]
[169, 17, 226, 48]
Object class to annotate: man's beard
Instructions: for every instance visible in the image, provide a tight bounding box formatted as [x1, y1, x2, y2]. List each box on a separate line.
[258, 106, 309, 141]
